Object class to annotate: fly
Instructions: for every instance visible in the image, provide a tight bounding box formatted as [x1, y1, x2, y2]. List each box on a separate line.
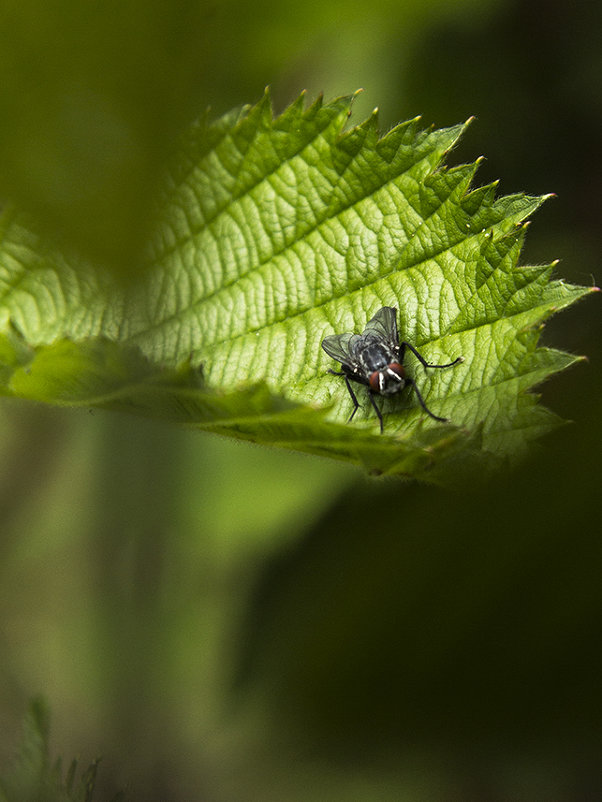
[321, 306, 462, 434]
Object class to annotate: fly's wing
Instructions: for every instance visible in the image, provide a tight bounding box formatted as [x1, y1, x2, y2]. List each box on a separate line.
[361, 306, 399, 351]
[322, 332, 362, 369]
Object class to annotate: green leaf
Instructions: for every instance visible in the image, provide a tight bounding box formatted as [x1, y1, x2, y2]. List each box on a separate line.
[0, 92, 596, 479]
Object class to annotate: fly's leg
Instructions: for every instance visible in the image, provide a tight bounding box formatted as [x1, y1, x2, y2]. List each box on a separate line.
[328, 369, 360, 423]
[343, 377, 361, 423]
[368, 392, 384, 434]
[328, 370, 383, 433]
[398, 342, 462, 422]
[399, 341, 463, 370]
[405, 377, 448, 422]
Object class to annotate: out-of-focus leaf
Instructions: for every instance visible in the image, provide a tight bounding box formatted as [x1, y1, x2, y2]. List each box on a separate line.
[0, 0, 207, 277]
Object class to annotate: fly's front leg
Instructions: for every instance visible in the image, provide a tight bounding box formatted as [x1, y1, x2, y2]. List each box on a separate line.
[368, 392, 384, 434]
[400, 341, 463, 370]
[405, 377, 448, 422]
[343, 376, 361, 422]
[328, 369, 360, 422]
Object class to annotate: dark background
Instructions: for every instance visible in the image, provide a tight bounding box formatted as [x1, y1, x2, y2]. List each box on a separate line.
[0, 0, 600, 799]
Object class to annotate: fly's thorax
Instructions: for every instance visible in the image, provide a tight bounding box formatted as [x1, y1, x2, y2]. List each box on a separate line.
[369, 363, 406, 395]
[357, 341, 393, 372]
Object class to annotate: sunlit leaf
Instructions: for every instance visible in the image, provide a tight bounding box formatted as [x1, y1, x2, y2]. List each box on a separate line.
[0, 92, 595, 479]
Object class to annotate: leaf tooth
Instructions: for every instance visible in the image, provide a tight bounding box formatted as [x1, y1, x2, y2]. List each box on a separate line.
[335, 107, 380, 157]
[236, 87, 273, 133]
[273, 88, 307, 127]
[378, 113, 422, 145]
[304, 90, 326, 115]
[462, 180, 500, 214]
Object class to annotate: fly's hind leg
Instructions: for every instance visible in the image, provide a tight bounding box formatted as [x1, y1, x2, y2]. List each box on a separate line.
[399, 341, 463, 370]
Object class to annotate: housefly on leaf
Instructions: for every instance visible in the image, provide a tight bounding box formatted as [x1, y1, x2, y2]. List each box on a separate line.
[321, 306, 462, 434]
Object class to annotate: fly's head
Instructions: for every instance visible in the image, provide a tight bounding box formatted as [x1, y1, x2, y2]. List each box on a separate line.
[369, 363, 406, 395]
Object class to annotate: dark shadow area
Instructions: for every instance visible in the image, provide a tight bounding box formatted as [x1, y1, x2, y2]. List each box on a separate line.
[234, 404, 602, 793]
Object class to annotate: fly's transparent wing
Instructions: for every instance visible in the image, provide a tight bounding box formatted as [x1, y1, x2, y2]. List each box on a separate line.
[361, 307, 399, 350]
[322, 332, 360, 367]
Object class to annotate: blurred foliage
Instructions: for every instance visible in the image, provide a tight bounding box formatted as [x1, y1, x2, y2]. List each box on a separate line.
[0, 0, 600, 800]
[0, 0, 208, 278]
[0, 698, 124, 801]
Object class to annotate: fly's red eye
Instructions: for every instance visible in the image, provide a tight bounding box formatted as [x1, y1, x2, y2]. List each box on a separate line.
[369, 371, 381, 391]
[387, 362, 405, 378]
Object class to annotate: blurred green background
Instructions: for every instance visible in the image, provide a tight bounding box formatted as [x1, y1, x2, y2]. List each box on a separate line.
[1, 0, 601, 799]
